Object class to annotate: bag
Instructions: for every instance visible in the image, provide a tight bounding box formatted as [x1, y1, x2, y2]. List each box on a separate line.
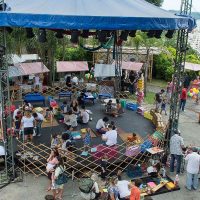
[79, 178, 94, 193]
[55, 167, 68, 185]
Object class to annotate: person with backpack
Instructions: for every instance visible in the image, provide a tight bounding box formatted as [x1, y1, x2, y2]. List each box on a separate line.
[52, 157, 66, 200]
[79, 173, 100, 200]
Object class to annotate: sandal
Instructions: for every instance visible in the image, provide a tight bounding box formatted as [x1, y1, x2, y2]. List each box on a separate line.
[46, 187, 51, 192]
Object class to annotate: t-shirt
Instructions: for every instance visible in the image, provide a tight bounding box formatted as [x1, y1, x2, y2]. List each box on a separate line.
[181, 88, 187, 100]
[21, 116, 35, 128]
[96, 119, 105, 129]
[170, 134, 184, 155]
[36, 112, 44, 121]
[117, 180, 131, 198]
[13, 108, 19, 120]
[82, 110, 89, 124]
[104, 130, 117, 146]
[71, 76, 78, 84]
[130, 186, 140, 200]
[155, 92, 162, 103]
[185, 152, 200, 174]
[35, 76, 40, 85]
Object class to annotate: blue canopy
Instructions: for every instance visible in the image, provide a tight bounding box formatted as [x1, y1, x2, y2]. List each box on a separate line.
[0, 0, 195, 30]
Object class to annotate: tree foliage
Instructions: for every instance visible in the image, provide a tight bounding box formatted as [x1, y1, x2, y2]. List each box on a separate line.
[145, 0, 164, 7]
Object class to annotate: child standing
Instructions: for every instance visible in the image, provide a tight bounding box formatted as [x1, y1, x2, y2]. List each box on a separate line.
[100, 155, 108, 179]
[160, 98, 167, 115]
[136, 88, 144, 106]
[82, 128, 91, 152]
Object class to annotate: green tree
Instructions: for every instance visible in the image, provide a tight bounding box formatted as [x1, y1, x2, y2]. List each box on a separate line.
[145, 0, 164, 7]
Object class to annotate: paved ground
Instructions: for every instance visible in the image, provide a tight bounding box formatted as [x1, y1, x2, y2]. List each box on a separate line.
[0, 91, 200, 200]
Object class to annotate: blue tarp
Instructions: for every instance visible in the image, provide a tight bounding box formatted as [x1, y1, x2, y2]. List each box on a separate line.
[0, 0, 195, 30]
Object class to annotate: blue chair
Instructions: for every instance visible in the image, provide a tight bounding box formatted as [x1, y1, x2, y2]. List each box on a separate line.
[98, 93, 112, 99]
[58, 91, 72, 101]
[24, 93, 45, 106]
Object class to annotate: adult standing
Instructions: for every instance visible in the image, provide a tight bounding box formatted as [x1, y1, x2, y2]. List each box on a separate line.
[128, 71, 136, 94]
[96, 117, 109, 134]
[32, 112, 44, 136]
[130, 179, 142, 200]
[185, 147, 200, 190]
[180, 87, 187, 112]
[155, 89, 165, 112]
[102, 124, 118, 146]
[117, 180, 131, 200]
[52, 157, 66, 200]
[170, 130, 184, 174]
[46, 149, 59, 192]
[80, 173, 101, 200]
[21, 111, 35, 142]
[34, 74, 40, 90]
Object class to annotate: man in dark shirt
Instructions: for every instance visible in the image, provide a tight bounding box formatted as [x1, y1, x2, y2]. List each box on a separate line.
[155, 89, 165, 112]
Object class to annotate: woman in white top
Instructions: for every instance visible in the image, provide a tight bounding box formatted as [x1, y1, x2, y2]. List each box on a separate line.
[21, 111, 35, 142]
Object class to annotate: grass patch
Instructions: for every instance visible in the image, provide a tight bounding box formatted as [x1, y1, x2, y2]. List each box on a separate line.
[144, 91, 155, 104]
[148, 79, 167, 88]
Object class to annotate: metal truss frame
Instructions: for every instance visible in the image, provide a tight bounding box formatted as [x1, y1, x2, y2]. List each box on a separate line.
[167, 0, 192, 142]
[0, 28, 16, 189]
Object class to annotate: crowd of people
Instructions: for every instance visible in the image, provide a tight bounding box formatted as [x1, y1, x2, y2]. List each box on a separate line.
[9, 72, 200, 200]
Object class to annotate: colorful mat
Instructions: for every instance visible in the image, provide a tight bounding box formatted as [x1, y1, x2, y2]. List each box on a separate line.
[42, 118, 59, 128]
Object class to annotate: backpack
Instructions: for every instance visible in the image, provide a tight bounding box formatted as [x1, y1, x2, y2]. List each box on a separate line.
[79, 178, 94, 193]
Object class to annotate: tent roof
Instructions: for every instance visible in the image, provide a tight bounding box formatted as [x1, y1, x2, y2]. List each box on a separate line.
[8, 54, 40, 64]
[56, 61, 88, 72]
[0, 0, 195, 30]
[9, 62, 49, 77]
[185, 62, 200, 71]
[8, 66, 24, 77]
[114, 61, 143, 71]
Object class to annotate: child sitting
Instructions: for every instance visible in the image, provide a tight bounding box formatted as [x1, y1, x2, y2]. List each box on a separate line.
[127, 133, 138, 143]
[105, 100, 112, 113]
[82, 128, 91, 152]
[160, 98, 167, 115]
[51, 133, 60, 149]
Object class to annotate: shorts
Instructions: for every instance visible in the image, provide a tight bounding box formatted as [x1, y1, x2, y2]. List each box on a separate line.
[23, 127, 34, 135]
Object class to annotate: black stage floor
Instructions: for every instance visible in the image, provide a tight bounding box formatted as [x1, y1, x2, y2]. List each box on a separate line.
[25, 100, 155, 147]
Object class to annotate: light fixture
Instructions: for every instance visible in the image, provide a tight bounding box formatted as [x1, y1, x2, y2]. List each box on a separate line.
[38, 29, 47, 43]
[97, 30, 107, 43]
[26, 28, 34, 39]
[120, 31, 129, 41]
[147, 30, 155, 38]
[81, 30, 89, 38]
[154, 30, 163, 39]
[6, 27, 13, 34]
[165, 30, 175, 39]
[0, 3, 7, 11]
[55, 30, 64, 39]
[70, 30, 79, 43]
[129, 30, 137, 37]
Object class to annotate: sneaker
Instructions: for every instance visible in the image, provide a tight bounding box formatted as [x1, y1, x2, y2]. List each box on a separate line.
[33, 132, 37, 137]
[37, 134, 41, 137]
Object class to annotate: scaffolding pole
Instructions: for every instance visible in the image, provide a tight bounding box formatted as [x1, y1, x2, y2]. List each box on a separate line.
[0, 3, 16, 187]
[167, 0, 192, 142]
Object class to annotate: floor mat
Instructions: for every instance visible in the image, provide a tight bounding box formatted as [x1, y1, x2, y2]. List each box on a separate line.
[42, 118, 59, 128]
